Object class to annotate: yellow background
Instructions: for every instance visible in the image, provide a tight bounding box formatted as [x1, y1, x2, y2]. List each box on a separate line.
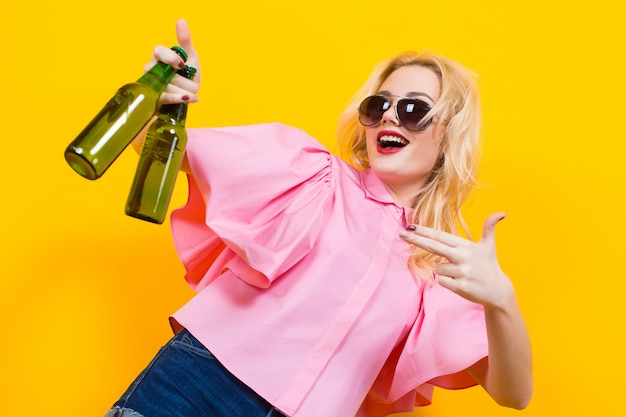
[1, 0, 623, 416]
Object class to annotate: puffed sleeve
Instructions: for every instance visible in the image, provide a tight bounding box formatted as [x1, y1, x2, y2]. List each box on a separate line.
[358, 279, 488, 416]
[170, 123, 333, 291]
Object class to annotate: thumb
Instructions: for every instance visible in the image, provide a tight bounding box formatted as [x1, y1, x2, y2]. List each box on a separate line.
[481, 212, 506, 243]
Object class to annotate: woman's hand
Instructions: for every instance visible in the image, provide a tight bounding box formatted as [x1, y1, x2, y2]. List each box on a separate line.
[145, 19, 201, 105]
[131, 19, 201, 155]
[400, 212, 513, 308]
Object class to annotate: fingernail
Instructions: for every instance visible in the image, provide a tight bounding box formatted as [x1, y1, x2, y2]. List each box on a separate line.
[399, 231, 409, 238]
[406, 224, 417, 231]
[181, 95, 190, 101]
[178, 60, 185, 69]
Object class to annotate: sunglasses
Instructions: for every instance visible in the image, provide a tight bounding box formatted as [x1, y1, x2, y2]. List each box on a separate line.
[358, 95, 434, 131]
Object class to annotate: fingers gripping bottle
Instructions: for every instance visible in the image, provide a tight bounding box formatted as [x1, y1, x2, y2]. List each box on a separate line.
[125, 65, 196, 224]
[64, 46, 188, 180]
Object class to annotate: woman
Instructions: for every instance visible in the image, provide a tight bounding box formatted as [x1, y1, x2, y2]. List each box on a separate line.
[107, 19, 532, 417]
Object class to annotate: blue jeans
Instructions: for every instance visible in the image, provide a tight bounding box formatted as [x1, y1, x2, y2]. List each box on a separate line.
[105, 329, 286, 417]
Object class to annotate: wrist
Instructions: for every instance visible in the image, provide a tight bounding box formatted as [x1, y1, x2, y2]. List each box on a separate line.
[483, 273, 518, 313]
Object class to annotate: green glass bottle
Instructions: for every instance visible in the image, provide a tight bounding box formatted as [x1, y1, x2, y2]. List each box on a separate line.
[64, 46, 188, 180]
[125, 65, 197, 224]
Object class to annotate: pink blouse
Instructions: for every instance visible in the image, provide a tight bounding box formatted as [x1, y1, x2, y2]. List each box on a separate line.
[169, 123, 488, 417]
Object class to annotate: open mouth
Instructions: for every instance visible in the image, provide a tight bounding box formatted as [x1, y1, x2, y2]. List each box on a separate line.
[377, 134, 409, 149]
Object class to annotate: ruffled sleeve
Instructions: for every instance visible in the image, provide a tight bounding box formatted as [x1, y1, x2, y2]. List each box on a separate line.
[358, 278, 488, 416]
[170, 123, 333, 291]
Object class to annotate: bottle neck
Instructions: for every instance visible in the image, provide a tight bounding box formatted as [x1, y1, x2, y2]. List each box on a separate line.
[137, 61, 177, 95]
[156, 64, 195, 126]
[158, 103, 188, 126]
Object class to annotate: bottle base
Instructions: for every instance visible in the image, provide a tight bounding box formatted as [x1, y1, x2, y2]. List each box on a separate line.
[65, 150, 99, 180]
[125, 210, 165, 225]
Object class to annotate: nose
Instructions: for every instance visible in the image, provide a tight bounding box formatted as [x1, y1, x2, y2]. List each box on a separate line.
[380, 101, 400, 127]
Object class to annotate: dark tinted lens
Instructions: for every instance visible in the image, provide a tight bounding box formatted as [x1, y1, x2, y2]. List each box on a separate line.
[397, 98, 432, 131]
[358, 96, 391, 126]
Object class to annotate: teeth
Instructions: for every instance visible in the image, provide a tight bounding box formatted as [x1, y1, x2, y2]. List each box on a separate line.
[378, 135, 409, 147]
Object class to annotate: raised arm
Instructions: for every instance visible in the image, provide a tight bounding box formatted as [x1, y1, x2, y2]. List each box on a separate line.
[399, 213, 533, 409]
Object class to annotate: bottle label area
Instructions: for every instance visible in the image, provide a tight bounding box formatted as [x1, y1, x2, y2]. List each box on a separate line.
[141, 135, 176, 164]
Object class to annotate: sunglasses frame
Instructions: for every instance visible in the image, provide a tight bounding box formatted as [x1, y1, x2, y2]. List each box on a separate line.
[358, 95, 436, 132]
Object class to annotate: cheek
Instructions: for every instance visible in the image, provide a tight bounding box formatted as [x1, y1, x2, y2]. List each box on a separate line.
[411, 134, 441, 164]
[365, 128, 376, 144]
[364, 129, 377, 152]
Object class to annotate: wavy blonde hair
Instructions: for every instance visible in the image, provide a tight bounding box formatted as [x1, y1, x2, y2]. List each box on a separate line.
[337, 51, 482, 282]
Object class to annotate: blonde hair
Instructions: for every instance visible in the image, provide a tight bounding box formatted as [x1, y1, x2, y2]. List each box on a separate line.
[337, 51, 482, 282]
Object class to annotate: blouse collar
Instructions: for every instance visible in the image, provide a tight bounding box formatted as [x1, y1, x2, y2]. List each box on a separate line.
[359, 169, 415, 214]
[358, 169, 416, 227]
[359, 168, 393, 204]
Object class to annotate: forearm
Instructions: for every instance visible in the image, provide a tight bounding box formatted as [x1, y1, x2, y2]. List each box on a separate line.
[479, 289, 533, 409]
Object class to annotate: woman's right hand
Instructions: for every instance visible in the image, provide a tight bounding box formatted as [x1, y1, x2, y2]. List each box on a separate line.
[132, 19, 201, 156]
[146, 19, 201, 105]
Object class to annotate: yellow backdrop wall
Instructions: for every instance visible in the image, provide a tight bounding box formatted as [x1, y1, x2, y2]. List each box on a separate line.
[2, 0, 623, 416]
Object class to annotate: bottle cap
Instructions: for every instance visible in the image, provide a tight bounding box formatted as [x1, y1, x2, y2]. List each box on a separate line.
[177, 65, 197, 80]
[171, 46, 188, 62]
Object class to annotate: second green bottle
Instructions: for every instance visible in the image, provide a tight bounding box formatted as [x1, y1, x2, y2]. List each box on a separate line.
[125, 65, 197, 224]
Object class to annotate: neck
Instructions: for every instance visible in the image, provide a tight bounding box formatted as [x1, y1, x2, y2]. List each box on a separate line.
[382, 181, 424, 207]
